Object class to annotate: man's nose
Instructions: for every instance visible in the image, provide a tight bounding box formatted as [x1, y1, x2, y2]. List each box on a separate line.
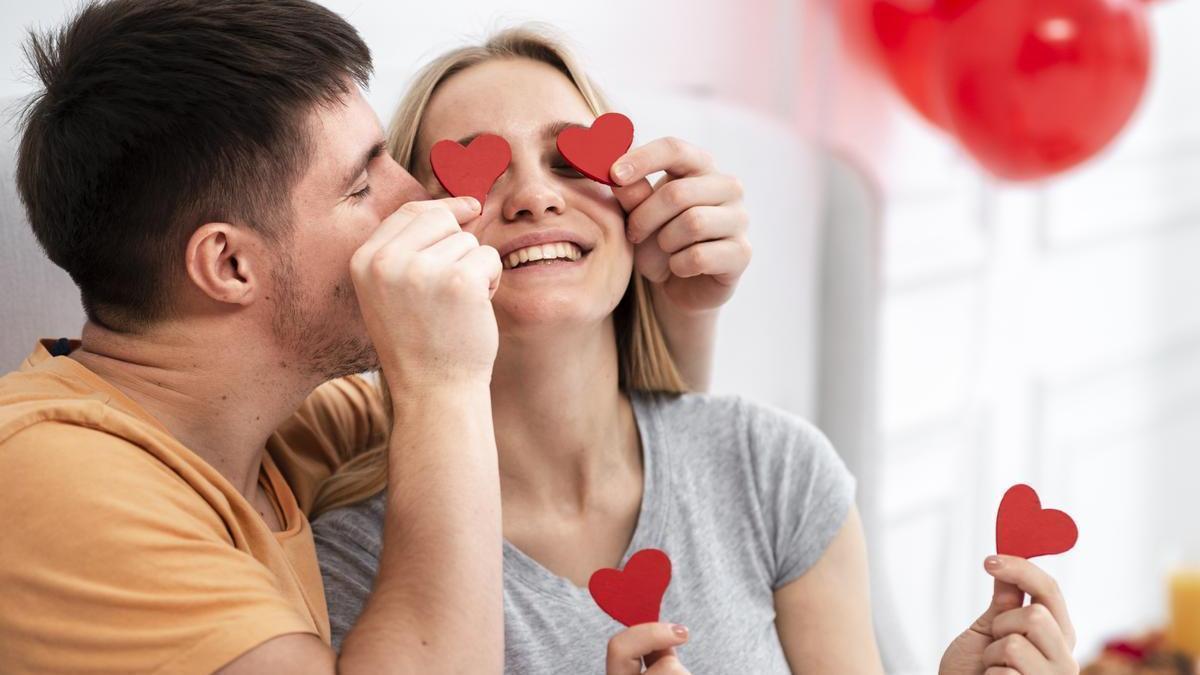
[379, 157, 430, 212]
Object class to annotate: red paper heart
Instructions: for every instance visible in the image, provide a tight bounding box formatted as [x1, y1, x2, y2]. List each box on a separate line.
[996, 484, 1078, 559]
[429, 134, 512, 205]
[557, 112, 635, 186]
[588, 548, 672, 627]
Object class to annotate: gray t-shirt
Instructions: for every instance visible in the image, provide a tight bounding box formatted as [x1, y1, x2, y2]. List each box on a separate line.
[313, 391, 856, 674]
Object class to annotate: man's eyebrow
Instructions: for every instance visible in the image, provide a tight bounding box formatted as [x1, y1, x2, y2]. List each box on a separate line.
[342, 141, 386, 192]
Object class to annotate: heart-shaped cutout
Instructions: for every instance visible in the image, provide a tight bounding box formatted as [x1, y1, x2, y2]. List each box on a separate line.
[588, 548, 672, 627]
[557, 112, 635, 186]
[996, 483, 1078, 559]
[429, 134, 512, 205]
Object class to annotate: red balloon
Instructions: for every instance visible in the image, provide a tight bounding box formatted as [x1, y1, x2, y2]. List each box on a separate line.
[938, 0, 1152, 181]
[868, 0, 978, 128]
[870, 1, 951, 127]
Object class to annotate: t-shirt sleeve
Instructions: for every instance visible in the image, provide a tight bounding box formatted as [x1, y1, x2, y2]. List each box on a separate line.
[311, 498, 385, 652]
[269, 374, 388, 515]
[740, 399, 858, 590]
[0, 423, 320, 674]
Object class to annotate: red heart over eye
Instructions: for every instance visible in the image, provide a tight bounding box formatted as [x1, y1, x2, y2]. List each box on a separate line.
[996, 484, 1078, 559]
[429, 134, 512, 205]
[557, 112, 635, 186]
[588, 548, 672, 627]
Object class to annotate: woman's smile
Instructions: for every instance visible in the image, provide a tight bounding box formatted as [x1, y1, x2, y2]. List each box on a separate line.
[501, 241, 587, 271]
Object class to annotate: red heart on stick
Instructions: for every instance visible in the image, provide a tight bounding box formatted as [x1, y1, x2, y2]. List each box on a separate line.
[588, 548, 672, 627]
[557, 112, 635, 186]
[996, 484, 1078, 559]
[429, 134, 512, 205]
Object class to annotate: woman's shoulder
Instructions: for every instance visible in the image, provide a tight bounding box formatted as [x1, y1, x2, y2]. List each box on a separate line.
[311, 490, 388, 548]
[633, 390, 832, 453]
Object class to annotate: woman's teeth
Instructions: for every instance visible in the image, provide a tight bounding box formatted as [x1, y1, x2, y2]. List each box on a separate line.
[504, 242, 584, 270]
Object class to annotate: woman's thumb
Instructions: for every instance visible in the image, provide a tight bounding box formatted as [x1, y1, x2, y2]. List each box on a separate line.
[971, 578, 1025, 635]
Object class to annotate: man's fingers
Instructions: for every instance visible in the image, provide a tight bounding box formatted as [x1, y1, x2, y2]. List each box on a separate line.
[423, 231, 481, 265]
[626, 174, 743, 245]
[606, 623, 689, 675]
[458, 245, 503, 297]
[991, 604, 1073, 664]
[611, 136, 715, 187]
[357, 196, 480, 261]
[398, 195, 482, 223]
[985, 556, 1076, 650]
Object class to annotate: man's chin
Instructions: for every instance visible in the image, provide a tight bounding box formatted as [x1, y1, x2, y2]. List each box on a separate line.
[315, 340, 379, 380]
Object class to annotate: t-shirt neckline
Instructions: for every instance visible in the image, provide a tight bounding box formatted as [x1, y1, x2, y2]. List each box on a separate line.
[501, 390, 673, 606]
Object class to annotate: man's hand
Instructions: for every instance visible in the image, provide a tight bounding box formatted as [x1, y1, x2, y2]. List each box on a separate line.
[349, 196, 501, 390]
[940, 555, 1079, 675]
[609, 137, 751, 316]
[606, 622, 691, 675]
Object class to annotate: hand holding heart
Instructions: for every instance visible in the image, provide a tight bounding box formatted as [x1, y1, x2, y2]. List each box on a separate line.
[607, 136, 751, 317]
[939, 486, 1079, 675]
[939, 555, 1079, 675]
[429, 114, 751, 317]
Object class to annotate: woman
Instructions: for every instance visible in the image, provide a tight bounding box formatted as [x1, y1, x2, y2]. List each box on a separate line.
[313, 28, 1080, 675]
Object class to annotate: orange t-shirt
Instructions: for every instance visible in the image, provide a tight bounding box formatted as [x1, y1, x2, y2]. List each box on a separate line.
[0, 339, 386, 674]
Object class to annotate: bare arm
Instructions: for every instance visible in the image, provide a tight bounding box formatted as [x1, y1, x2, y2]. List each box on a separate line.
[338, 383, 501, 672]
[650, 283, 720, 391]
[222, 198, 504, 674]
[220, 395, 501, 675]
[774, 505, 885, 674]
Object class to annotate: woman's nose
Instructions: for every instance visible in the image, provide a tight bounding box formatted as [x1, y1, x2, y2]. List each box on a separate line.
[501, 171, 566, 222]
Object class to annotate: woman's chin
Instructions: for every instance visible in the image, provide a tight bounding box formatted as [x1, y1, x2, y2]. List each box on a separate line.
[495, 296, 614, 336]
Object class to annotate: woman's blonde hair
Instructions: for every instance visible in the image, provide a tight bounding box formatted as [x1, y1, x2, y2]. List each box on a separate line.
[310, 26, 687, 518]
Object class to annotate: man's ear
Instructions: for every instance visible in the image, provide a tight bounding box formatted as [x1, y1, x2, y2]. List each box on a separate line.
[185, 223, 265, 306]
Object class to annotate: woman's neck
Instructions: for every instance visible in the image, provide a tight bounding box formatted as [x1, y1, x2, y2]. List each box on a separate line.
[490, 318, 640, 514]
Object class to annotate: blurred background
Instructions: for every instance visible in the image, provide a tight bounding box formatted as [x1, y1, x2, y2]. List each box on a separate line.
[1, 0, 1198, 672]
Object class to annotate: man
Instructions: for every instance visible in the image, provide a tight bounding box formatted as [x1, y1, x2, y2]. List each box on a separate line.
[0, 1, 724, 672]
[0, 0, 504, 671]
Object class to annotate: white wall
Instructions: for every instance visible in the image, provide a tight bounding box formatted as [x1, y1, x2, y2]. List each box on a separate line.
[859, 1, 1200, 670]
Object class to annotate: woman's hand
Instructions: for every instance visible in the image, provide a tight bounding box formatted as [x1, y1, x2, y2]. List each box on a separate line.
[606, 622, 691, 675]
[940, 555, 1079, 675]
[609, 137, 751, 316]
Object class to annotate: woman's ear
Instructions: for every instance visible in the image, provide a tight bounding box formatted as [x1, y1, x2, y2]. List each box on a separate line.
[184, 223, 264, 307]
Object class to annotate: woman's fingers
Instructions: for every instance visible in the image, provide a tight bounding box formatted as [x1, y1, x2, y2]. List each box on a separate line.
[626, 174, 744, 245]
[610, 136, 716, 187]
[667, 238, 753, 283]
[983, 634, 1046, 672]
[655, 205, 749, 255]
[991, 604, 1074, 664]
[644, 652, 691, 674]
[984, 556, 1076, 650]
[606, 623, 689, 675]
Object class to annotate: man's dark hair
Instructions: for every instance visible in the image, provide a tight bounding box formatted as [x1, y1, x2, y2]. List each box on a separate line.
[15, 0, 372, 330]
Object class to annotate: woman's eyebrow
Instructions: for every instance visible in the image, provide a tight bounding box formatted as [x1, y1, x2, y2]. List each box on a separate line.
[543, 121, 584, 140]
[452, 121, 583, 147]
